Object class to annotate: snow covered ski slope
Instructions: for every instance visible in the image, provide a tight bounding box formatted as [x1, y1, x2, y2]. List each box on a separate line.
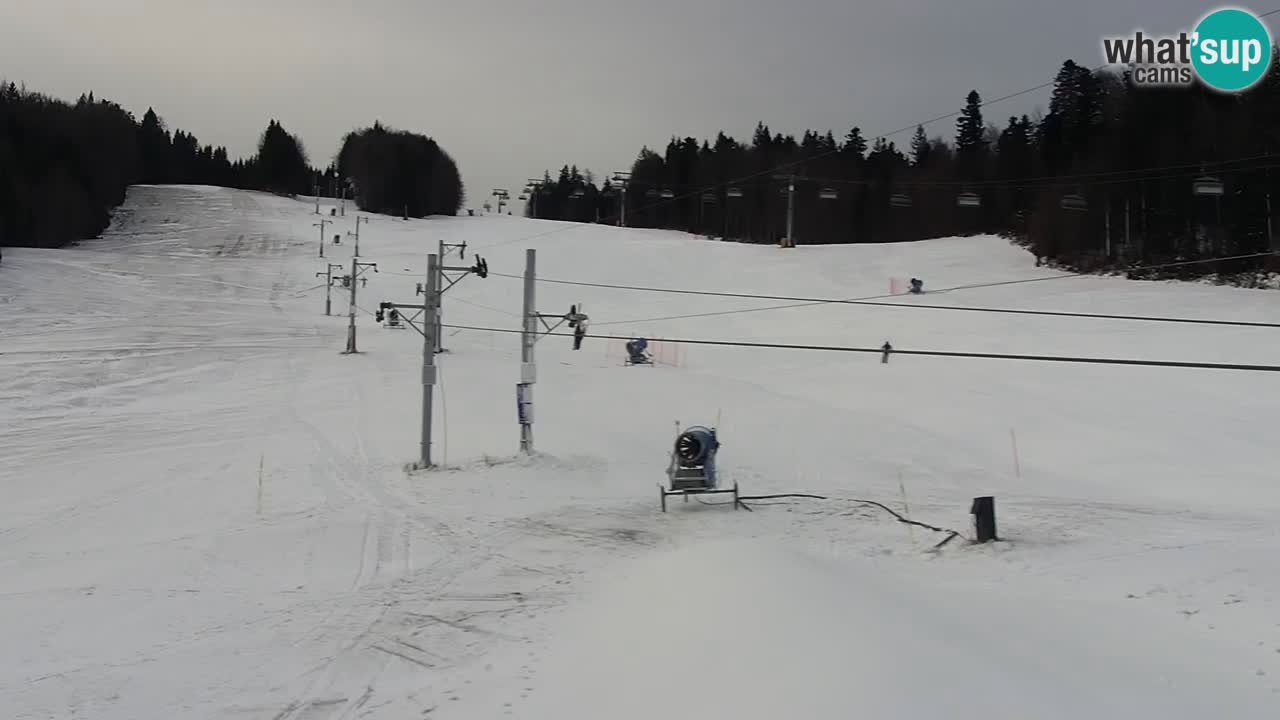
[1, 184, 1278, 718]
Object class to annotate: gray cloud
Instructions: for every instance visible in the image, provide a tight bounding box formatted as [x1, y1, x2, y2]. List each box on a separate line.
[2, 0, 1272, 208]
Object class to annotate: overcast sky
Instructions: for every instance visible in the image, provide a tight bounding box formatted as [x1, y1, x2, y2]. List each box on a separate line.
[2, 1, 1274, 208]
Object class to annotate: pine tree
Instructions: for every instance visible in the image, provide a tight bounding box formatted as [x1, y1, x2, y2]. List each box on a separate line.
[256, 120, 309, 195]
[955, 90, 987, 180]
[137, 108, 172, 183]
[910, 125, 931, 167]
[843, 127, 867, 158]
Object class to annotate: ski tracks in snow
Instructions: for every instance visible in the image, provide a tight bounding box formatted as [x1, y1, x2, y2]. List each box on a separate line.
[265, 352, 493, 718]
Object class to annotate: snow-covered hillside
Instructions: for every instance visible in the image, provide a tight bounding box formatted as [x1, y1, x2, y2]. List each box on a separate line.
[2, 185, 1277, 719]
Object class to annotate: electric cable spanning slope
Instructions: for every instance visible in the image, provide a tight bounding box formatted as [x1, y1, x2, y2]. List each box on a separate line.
[486, 251, 1280, 329]
[440, 322, 1280, 374]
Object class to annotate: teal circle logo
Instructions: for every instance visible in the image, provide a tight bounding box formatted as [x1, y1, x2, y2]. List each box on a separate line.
[1191, 8, 1273, 92]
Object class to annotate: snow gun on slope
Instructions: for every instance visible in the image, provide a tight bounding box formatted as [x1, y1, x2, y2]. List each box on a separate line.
[660, 421, 739, 512]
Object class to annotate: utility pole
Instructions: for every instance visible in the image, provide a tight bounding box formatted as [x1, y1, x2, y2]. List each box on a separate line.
[1105, 196, 1112, 259]
[315, 262, 344, 315]
[492, 189, 510, 215]
[612, 171, 631, 227]
[433, 239, 476, 353]
[1267, 152, 1275, 256]
[313, 219, 331, 258]
[1125, 197, 1131, 253]
[375, 250, 486, 468]
[525, 179, 544, 218]
[1267, 192, 1275, 252]
[436, 240, 445, 350]
[519, 249, 537, 453]
[348, 216, 367, 257]
[339, 177, 355, 217]
[419, 253, 440, 468]
[785, 174, 796, 247]
[342, 256, 379, 354]
[516, 248, 587, 454]
[771, 173, 797, 247]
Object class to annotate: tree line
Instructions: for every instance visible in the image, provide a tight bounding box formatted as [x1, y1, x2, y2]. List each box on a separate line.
[337, 122, 463, 219]
[0, 81, 465, 250]
[529, 53, 1280, 282]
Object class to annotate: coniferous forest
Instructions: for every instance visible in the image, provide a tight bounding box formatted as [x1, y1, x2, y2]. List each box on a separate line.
[529, 56, 1280, 281]
[337, 123, 464, 219]
[0, 82, 465, 250]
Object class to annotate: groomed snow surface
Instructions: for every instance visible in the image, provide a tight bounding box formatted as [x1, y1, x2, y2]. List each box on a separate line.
[2, 185, 1278, 719]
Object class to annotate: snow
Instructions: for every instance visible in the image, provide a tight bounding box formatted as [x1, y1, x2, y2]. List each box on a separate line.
[2, 184, 1278, 719]
[519, 539, 1275, 719]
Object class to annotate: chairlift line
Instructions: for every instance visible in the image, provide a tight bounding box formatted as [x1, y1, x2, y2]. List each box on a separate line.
[439, 323, 1280, 374]
[486, 249, 1280, 329]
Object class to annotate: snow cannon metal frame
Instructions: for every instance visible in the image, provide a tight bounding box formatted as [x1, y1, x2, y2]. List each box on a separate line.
[660, 422, 739, 512]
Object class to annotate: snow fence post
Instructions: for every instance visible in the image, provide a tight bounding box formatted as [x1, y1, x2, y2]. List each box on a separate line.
[971, 496, 997, 543]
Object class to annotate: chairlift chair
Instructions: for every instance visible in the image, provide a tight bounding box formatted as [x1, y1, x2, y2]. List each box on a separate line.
[1193, 176, 1225, 196]
[890, 193, 912, 208]
[1060, 193, 1088, 212]
[957, 192, 981, 208]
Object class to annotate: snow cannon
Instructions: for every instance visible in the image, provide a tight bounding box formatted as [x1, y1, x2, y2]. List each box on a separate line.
[674, 426, 717, 476]
[661, 422, 738, 512]
[625, 337, 651, 366]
